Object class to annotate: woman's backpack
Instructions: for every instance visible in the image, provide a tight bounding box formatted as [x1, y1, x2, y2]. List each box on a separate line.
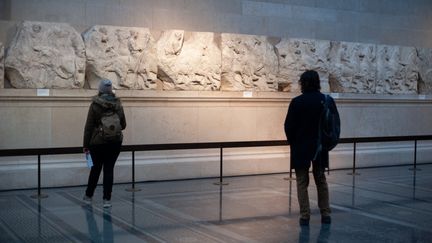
[98, 109, 123, 142]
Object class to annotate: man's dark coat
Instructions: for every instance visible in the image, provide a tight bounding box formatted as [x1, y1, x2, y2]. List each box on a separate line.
[284, 91, 339, 169]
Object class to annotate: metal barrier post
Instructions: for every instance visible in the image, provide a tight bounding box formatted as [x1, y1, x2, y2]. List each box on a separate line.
[409, 140, 421, 171]
[126, 150, 141, 192]
[31, 154, 48, 199]
[214, 147, 229, 185]
[348, 142, 360, 175]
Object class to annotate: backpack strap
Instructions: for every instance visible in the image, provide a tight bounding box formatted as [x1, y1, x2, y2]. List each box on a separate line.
[313, 94, 327, 161]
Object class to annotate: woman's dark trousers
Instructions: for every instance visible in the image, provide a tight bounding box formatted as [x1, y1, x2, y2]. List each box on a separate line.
[85, 142, 121, 200]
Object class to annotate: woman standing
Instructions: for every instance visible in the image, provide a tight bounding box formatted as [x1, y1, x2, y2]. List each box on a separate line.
[83, 79, 126, 208]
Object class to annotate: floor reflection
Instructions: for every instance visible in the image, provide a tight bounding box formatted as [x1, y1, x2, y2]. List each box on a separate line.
[1, 165, 431, 242]
[83, 205, 113, 243]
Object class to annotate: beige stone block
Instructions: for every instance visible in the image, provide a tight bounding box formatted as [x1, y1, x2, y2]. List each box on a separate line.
[128, 107, 199, 144]
[51, 107, 88, 147]
[0, 107, 52, 149]
[339, 101, 432, 138]
[198, 106, 257, 142]
[197, 106, 232, 142]
[255, 106, 287, 140]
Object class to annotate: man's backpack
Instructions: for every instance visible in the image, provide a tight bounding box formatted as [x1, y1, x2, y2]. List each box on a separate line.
[99, 109, 122, 142]
[319, 94, 340, 151]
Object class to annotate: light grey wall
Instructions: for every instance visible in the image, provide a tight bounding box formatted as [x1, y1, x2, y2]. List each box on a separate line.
[0, 0, 431, 48]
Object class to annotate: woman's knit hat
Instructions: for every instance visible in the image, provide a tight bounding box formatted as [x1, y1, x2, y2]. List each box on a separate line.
[98, 79, 113, 94]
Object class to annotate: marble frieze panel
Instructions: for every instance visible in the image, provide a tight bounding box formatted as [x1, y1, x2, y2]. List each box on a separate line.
[83, 25, 158, 90]
[221, 33, 278, 91]
[157, 30, 221, 90]
[5, 21, 85, 89]
[1, 21, 430, 95]
[328, 41, 376, 94]
[376, 45, 418, 94]
[417, 48, 432, 94]
[276, 38, 330, 92]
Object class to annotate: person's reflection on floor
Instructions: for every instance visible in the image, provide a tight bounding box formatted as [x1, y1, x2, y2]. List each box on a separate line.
[298, 225, 310, 243]
[82, 205, 113, 243]
[317, 224, 331, 243]
[297, 223, 331, 243]
[83, 205, 100, 241]
[103, 209, 114, 243]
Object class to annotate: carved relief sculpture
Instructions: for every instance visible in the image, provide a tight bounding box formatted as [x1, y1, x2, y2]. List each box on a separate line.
[1, 21, 431, 95]
[376, 45, 419, 94]
[221, 34, 278, 91]
[276, 38, 330, 92]
[417, 48, 432, 94]
[5, 21, 85, 89]
[83, 25, 157, 90]
[157, 30, 221, 90]
[328, 42, 376, 93]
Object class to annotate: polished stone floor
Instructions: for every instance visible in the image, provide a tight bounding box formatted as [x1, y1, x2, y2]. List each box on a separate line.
[0, 165, 431, 242]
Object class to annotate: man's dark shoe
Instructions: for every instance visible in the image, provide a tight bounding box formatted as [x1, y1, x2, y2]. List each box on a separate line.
[299, 217, 310, 226]
[321, 215, 331, 224]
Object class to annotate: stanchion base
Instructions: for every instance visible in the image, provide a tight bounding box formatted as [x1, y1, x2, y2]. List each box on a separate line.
[347, 172, 361, 175]
[126, 188, 142, 192]
[30, 194, 48, 199]
[213, 182, 229, 186]
[283, 177, 296, 181]
[409, 168, 422, 171]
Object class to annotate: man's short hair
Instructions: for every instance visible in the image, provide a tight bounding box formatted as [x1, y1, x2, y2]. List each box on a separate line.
[299, 70, 321, 93]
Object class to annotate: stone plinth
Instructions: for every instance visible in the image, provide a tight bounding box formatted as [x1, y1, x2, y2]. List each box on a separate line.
[2, 90, 432, 190]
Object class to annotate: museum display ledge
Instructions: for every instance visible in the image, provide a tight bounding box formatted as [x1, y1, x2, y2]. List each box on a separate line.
[0, 88, 431, 104]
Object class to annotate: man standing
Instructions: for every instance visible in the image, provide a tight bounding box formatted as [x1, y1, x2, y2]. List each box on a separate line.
[284, 70, 339, 226]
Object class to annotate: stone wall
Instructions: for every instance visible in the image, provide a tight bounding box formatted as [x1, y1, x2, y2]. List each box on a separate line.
[3, 21, 432, 94]
[1, 0, 431, 49]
